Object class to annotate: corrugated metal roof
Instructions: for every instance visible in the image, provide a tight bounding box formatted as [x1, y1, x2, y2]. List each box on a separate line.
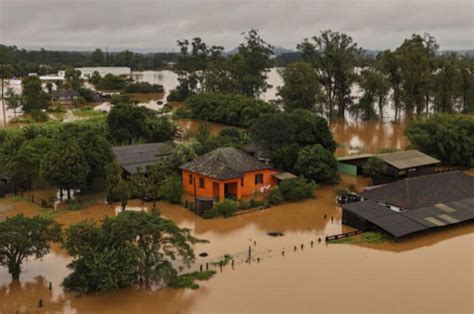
[272, 172, 297, 181]
[112, 142, 175, 174]
[361, 172, 474, 209]
[378, 150, 440, 170]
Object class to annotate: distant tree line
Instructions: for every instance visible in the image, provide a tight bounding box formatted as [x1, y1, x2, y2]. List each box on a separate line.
[0, 45, 177, 77]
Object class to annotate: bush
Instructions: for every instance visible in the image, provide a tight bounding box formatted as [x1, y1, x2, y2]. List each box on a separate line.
[31, 110, 49, 122]
[363, 156, 387, 177]
[219, 127, 241, 138]
[124, 82, 164, 93]
[73, 96, 87, 107]
[215, 199, 238, 218]
[111, 94, 130, 105]
[173, 107, 193, 119]
[294, 144, 339, 184]
[168, 271, 216, 289]
[186, 92, 278, 127]
[266, 187, 284, 205]
[203, 206, 220, 219]
[96, 74, 127, 90]
[239, 199, 249, 210]
[159, 176, 182, 204]
[167, 86, 190, 102]
[279, 177, 317, 202]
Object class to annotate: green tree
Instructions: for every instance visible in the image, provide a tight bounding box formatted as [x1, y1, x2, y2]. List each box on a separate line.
[0, 215, 61, 280]
[377, 50, 403, 121]
[41, 139, 90, 199]
[298, 30, 360, 119]
[63, 211, 200, 292]
[295, 144, 339, 184]
[96, 74, 127, 90]
[4, 88, 22, 119]
[228, 29, 274, 97]
[91, 49, 105, 65]
[159, 176, 183, 204]
[21, 76, 50, 112]
[353, 69, 390, 120]
[278, 61, 321, 112]
[405, 114, 474, 166]
[64, 68, 82, 90]
[362, 157, 387, 177]
[279, 177, 317, 201]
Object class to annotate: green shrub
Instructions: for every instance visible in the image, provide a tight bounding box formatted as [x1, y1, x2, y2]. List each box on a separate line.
[249, 198, 265, 208]
[363, 157, 387, 177]
[266, 187, 284, 205]
[279, 177, 317, 201]
[159, 176, 182, 204]
[239, 199, 249, 210]
[203, 207, 220, 219]
[215, 199, 238, 218]
[111, 94, 130, 105]
[173, 107, 193, 119]
[168, 270, 216, 289]
[124, 82, 164, 93]
[31, 110, 49, 122]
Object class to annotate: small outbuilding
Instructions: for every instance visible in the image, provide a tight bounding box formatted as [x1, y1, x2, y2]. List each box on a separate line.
[112, 142, 175, 176]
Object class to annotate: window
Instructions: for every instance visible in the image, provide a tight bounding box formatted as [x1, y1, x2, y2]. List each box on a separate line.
[241, 178, 244, 187]
[189, 174, 193, 184]
[255, 174, 263, 185]
[199, 178, 205, 189]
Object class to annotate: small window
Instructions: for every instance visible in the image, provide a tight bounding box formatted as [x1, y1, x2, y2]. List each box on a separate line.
[255, 174, 263, 185]
[199, 178, 205, 188]
[189, 174, 193, 184]
[241, 178, 244, 187]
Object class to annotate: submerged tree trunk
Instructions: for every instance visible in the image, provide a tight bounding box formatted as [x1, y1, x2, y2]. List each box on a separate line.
[9, 264, 21, 281]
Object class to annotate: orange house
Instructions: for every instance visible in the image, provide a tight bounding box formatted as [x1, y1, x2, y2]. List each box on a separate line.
[180, 147, 278, 202]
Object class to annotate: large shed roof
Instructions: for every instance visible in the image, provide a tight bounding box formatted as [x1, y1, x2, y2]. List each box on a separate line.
[377, 150, 440, 170]
[342, 200, 427, 238]
[112, 142, 175, 174]
[360, 171, 474, 209]
[179, 147, 272, 180]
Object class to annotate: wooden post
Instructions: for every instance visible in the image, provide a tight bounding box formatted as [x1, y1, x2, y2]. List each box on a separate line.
[206, 263, 208, 271]
[38, 299, 43, 308]
[248, 246, 251, 259]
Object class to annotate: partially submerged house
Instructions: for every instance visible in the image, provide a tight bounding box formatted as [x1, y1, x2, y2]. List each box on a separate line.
[112, 142, 175, 176]
[337, 150, 440, 178]
[342, 171, 474, 238]
[180, 147, 279, 203]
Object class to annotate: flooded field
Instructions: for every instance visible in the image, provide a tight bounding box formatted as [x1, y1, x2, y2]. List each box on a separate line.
[1, 170, 473, 314]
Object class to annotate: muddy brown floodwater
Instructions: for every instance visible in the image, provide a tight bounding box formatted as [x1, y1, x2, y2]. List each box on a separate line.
[1, 169, 473, 314]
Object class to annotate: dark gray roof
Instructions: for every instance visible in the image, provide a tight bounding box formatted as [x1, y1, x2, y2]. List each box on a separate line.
[112, 142, 175, 174]
[378, 150, 440, 170]
[343, 197, 474, 238]
[343, 200, 427, 238]
[179, 147, 272, 180]
[361, 171, 474, 209]
[52, 89, 79, 98]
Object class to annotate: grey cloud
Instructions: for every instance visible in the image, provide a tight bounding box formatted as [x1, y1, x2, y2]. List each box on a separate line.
[1, 0, 473, 51]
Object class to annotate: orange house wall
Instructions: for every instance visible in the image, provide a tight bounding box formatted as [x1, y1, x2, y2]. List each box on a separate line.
[182, 169, 278, 201]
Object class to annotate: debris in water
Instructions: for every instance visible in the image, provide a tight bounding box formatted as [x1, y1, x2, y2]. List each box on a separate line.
[199, 252, 208, 257]
[267, 231, 284, 237]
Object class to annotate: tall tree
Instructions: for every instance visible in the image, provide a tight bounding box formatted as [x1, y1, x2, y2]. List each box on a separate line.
[0, 215, 61, 280]
[63, 211, 201, 292]
[4, 88, 22, 119]
[64, 68, 83, 90]
[278, 61, 321, 112]
[353, 69, 390, 120]
[298, 30, 360, 119]
[41, 139, 90, 199]
[21, 76, 50, 113]
[377, 50, 403, 122]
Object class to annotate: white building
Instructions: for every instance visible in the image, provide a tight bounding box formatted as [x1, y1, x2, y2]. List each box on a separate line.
[58, 67, 131, 79]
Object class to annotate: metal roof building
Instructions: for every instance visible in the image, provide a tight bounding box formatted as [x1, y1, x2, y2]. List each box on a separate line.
[342, 172, 474, 238]
[112, 142, 175, 175]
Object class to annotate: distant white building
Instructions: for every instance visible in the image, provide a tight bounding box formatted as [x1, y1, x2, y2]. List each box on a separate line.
[58, 67, 131, 79]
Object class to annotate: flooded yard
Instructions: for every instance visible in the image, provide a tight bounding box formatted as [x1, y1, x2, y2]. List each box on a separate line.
[1, 171, 472, 313]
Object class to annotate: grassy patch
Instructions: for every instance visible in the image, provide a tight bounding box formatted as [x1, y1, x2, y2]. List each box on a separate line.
[168, 270, 216, 290]
[328, 232, 389, 244]
[73, 107, 106, 118]
[211, 254, 232, 267]
[6, 195, 23, 202]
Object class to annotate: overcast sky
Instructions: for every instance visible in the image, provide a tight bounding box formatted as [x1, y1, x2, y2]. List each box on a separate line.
[1, 0, 473, 52]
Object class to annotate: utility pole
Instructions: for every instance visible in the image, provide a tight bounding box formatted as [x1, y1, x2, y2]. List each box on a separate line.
[1, 62, 6, 126]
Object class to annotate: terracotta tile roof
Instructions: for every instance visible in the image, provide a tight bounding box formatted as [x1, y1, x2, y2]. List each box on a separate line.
[179, 147, 272, 180]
